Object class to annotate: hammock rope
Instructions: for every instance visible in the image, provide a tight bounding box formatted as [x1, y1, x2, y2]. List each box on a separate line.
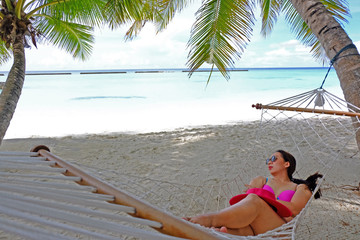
[320, 43, 358, 89]
[0, 149, 217, 240]
[1, 87, 359, 239]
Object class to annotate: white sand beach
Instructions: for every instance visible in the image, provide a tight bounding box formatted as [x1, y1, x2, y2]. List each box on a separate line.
[1, 121, 359, 239]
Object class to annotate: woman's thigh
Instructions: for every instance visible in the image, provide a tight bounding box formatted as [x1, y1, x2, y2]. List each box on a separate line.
[249, 196, 286, 234]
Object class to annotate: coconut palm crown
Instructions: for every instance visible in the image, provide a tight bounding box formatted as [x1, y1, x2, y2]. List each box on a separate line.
[0, 0, 110, 62]
[185, 0, 350, 79]
[0, 0, 143, 143]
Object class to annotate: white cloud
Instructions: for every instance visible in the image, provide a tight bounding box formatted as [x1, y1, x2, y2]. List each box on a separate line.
[354, 41, 360, 50]
[265, 48, 292, 57]
[237, 39, 318, 68]
[1, 1, 358, 72]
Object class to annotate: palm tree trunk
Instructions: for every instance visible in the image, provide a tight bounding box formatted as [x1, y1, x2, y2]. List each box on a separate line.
[290, 0, 360, 150]
[0, 38, 26, 145]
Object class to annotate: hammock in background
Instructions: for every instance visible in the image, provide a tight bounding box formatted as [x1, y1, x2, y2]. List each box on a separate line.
[0, 87, 359, 239]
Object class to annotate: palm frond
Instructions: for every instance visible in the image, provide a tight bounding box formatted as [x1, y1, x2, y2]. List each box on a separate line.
[27, 0, 108, 27]
[35, 15, 94, 60]
[258, 0, 283, 38]
[114, 0, 169, 39]
[310, 40, 328, 65]
[124, 20, 146, 41]
[124, 0, 164, 36]
[322, 0, 350, 24]
[153, 0, 189, 33]
[4, 0, 14, 12]
[104, 0, 143, 29]
[0, 41, 12, 65]
[282, 0, 350, 64]
[107, 0, 188, 40]
[187, 0, 255, 79]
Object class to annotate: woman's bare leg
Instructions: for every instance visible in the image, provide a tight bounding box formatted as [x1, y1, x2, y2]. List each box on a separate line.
[187, 194, 286, 235]
[215, 226, 254, 236]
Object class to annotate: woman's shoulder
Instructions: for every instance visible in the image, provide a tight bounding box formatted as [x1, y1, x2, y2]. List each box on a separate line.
[296, 184, 312, 195]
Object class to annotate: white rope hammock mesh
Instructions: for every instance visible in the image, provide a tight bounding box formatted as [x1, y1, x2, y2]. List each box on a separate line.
[81, 88, 359, 240]
[1, 88, 359, 239]
[245, 88, 360, 239]
[159, 88, 360, 240]
[0, 151, 200, 240]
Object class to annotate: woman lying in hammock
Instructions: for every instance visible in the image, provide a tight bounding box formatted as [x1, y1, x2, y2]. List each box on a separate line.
[184, 150, 323, 236]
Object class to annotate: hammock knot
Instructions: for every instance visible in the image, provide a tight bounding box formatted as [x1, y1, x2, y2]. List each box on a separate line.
[314, 89, 325, 107]
[320, 43, 357, 89]
[330, 43, 357, 65]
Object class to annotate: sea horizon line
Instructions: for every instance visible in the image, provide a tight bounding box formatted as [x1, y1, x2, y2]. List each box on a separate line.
[0, 66, 331, 76]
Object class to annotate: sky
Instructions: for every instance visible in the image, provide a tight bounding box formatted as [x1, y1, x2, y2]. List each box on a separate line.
[0, 0, 359, 71]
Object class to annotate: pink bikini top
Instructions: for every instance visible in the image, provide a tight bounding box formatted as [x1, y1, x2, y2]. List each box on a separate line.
[262, 179, 296, 202]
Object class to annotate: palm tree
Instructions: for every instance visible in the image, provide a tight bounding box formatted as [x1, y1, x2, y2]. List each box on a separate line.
[121, 0, 360, 148]
[186, 0, 360, 147]
[0, 0, 144, 144]
[289, 0, 360, 148]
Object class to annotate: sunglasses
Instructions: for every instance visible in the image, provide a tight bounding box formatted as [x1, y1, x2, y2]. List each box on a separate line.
[266, 155, 277, 165]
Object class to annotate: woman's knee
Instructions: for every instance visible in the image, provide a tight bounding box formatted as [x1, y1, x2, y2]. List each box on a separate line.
[242, 193, 274, 210]
[244, 193, 264, 204]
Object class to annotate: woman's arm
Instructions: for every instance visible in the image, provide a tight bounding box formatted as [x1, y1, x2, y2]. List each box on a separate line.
[278, 184, 312, 216]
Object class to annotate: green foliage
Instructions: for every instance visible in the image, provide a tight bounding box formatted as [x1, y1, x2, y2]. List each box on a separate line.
[152, 0, 189, 33]
[186, 0, 255, 79]
[258, 0, 283, 38]
[0, 0, 352, 74]
[0, 42, 11, 65]
[185, 0, 351, 76]
[105, 0, 189, 41]
[282, 0, 350, 64]
[35, 15, 94, 60]
[104, 0, 143, 29]
[0, 0, 111, 65]
[29, 0, 108, 26]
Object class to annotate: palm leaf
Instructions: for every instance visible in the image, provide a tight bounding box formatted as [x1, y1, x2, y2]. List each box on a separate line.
[0, 41, 11, 65]
[121, 0, 165, 40]
[124, 20, 146, 41]
[282, 0, 350, 64]
[322, 0, 350, 24]
[104, 0, 143, 29]
[187, 0, 255, 79]
[108, 0, 188, 40]
[310, 40, 328, 64]
[258, 0, 283, 38]
[153, 0, 189, 33]
[35, 15, 94, 60]
[27, 0, 108, 27]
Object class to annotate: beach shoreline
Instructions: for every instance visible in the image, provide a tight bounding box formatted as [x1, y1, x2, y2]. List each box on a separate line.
[1, 120, 359, 239]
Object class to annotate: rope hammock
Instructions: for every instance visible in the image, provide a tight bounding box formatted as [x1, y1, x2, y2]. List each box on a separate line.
[0, 87, 359, 239]
[0, 147, 215, 239]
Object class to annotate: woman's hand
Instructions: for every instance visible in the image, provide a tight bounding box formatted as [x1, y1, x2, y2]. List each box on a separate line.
[246, 176, 267, 190]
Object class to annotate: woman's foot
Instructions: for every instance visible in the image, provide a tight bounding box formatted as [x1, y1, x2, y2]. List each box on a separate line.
[183, 214, 213, 227]
[219, 226, 228, 233]
[212, 226, 228, 233]
[213, 226, 254, 236]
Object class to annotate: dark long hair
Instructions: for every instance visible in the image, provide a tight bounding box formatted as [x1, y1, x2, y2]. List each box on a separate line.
[277, 150, 323, 199]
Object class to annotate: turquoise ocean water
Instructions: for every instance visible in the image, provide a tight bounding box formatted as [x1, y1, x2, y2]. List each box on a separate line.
[0, 68, 342, 139]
